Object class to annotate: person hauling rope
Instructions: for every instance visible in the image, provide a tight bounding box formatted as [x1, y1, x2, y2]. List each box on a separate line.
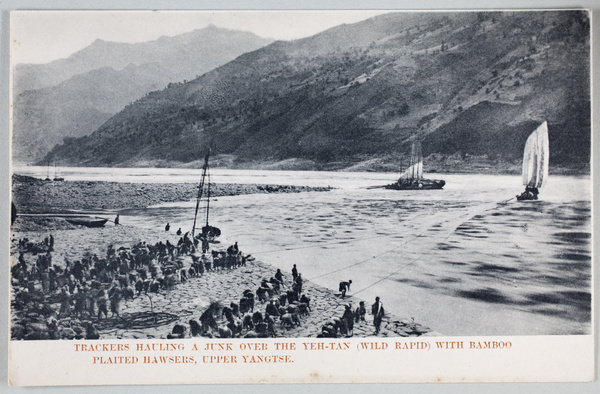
[339, 280, 352, 298]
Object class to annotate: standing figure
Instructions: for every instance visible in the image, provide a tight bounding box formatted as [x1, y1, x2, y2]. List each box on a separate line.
[58, 287, 72, 318]
[73, 285, 86, 317]
[97, 289, 109, 320]
[109, 283, 122, 317]
[356, 301, 366, 322]
[165, 223, 170, 231]
[295, 274, 303, 296]
[201, 237, 209, 254]
[371, 296, 385, 334]
[114, 214, 120, 226]
[342, 304, 355, 337]
[291, 264, 298, 281]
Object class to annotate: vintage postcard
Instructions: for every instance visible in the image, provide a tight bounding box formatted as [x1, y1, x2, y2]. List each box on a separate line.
[7, 9, 594, 385]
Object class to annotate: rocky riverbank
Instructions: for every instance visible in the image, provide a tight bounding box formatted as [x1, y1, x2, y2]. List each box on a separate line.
[10, 175, 436, 340]
[12, 174, 331, 213]
[11, 174, 331, 232]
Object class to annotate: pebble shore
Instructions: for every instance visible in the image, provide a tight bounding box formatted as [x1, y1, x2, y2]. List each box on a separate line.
[94, 258, 434, 339]
[10, 175, 436, 339]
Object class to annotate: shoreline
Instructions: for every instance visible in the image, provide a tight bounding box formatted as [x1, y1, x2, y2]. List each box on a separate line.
[12, 174, 332, 214]
[10, 177, 436, 340]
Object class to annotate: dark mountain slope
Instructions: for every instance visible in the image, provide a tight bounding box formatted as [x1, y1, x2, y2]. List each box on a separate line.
[45, 11, 590, 173]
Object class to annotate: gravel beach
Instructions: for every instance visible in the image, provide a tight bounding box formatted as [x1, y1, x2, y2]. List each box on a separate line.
[10, 175, 435, 339]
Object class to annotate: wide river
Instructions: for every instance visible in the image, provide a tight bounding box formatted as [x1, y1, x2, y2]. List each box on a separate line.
[15, 166, 593, 336]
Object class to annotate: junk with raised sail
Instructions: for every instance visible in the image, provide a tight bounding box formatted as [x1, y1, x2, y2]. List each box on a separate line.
[384, 142, 445, 190]
[517, 121, 549, 201]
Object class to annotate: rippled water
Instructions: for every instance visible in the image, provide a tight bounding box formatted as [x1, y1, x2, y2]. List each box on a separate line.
[14, 167, 592, 336]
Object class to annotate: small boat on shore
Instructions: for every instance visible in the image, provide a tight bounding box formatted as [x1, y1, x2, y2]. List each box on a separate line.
[66, 217, 108, 228]
[382, 142, 445, 190]
[516, 121, 549, 201]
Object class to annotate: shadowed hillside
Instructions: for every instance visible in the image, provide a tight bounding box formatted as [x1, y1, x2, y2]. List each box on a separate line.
[43, 11, 590, 173]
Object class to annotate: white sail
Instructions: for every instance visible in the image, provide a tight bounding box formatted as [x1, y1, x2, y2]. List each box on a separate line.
[400, 142, 423, 181]
[522, 121, 549, 188]
[400, 161, 420, 180]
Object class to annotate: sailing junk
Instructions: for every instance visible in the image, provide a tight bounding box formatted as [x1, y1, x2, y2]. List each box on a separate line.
[517, 121, 549, 201]
[385, 142, 445, 190]
[191, 152, 221, 240]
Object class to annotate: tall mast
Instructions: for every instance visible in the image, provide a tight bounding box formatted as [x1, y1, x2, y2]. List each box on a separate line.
[205, 163, 211, 227]
[191, 151, 210, 238]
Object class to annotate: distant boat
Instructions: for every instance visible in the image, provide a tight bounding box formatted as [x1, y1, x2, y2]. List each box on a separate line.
[45, 160, 51, 181]
[191, 151, 221, 241]
[53, 163, 64, 181]
[66, 217, 108, 228]
[384, 142, 445, 190]
[516, 121, 549, 201]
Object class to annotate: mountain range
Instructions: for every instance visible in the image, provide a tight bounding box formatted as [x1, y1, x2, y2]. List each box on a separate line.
[41, 11, 591, 173]
[12, 25, 273, 163]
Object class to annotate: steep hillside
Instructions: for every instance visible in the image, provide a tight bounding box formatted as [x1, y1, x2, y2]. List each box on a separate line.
[13, 63, 173, 163]
[45, 11, 590, 173]
[12, 26, 273, 163]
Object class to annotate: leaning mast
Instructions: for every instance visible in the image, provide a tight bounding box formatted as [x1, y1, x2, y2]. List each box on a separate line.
[192, 152, 210, 238]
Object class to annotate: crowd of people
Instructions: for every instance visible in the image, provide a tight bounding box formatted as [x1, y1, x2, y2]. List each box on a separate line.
[317, 296, 384, 338]
[12, 230, 387, 340]
[10, 230, 250, 340]
[167, 265, 313, 339]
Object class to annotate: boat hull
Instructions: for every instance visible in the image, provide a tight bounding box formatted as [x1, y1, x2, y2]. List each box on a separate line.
[516, 192, 538, 201]
[384, 179, 445, 190]
[66, 218, 108, 228]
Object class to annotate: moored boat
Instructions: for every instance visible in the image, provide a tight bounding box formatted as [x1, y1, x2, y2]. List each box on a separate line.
[53, 163, 64, 181]
[192, 151, 221, 242]
[384, 142, 445, 190]
[65, 217, 108, 228]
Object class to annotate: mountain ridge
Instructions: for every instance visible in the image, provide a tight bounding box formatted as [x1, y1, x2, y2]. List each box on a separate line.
[12, 26, 274, 163]
[42, 11, 591, 173]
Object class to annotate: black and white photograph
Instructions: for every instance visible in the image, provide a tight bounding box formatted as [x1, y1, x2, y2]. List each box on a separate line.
[7, 8, 594, 385]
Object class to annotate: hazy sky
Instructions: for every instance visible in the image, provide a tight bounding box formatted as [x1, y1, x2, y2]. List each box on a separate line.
[10, 10, 390, 65]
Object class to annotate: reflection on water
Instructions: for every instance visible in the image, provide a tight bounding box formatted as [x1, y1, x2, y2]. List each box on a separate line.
[15, 167, 591, 335]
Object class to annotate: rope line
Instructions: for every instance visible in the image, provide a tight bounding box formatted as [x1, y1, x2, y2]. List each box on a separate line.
[352, 197, 515, 295]
[306, 197, 514, 284]
[307, 221, 441, 282]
